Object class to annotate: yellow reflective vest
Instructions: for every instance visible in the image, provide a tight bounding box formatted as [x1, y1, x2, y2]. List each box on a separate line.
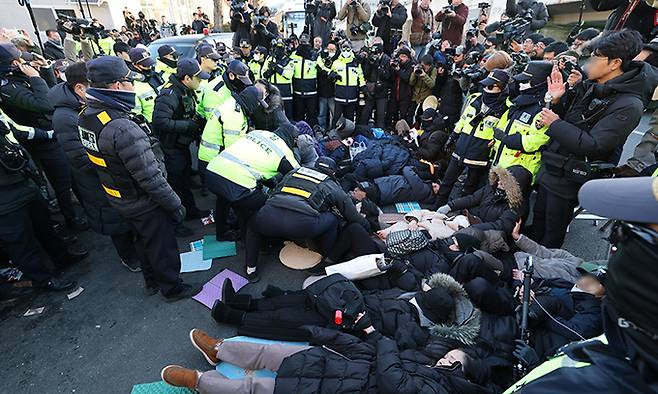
[198, 94, 249, 163]
[155, 60, 176, 83]
[133, 80, 159, 123]
[206, 130, 299, 189]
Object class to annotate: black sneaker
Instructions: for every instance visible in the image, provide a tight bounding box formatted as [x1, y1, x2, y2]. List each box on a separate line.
[221, 278, 235, 303]
[246, 266, 259, 282]
[164, 283, 202, 302]
[174, 225, 194, 237]
[186, 207, 210, 220]
[65, 216, 90, 231]
[35, 278, 77, 292]
[121, 259, 142, 273]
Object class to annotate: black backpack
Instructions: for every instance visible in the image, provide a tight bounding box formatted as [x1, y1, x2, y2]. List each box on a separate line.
[305, 274, 365, 330]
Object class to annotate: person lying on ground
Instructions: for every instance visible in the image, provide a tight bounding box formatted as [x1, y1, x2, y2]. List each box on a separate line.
[349, 166, 440, 207]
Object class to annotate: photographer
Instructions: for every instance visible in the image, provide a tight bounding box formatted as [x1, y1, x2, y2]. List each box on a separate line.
[372, 0, 407, 55]
[542, 40, 569, 61]
[192, 13, 208, 34]
[410, 0, 435, 58]
[431, 56, 463, 130]
[435, 0, 469, 47]
[253, 6, 279, 51]
[587, 0, 657, 43]
[230, 0, 254, 49]
[43, 30, 65, 61]
[359, 43, 392, 127]
[505, 0, 549, 35]
[265, 38, 295, 119]
[317, 41, 338, 130]
[337, 0, 371, 51]
[388, 46, 415, 126]
[464, 31, 485, 58]
[409, 55, 437, 116]
[532, 30, 658, 248]
[311, 0, 337, 46]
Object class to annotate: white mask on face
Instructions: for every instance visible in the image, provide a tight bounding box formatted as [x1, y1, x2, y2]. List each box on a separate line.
[328, 51, 336, 57]
[253, 54, 261, 61]
[342, 49, 352, 58]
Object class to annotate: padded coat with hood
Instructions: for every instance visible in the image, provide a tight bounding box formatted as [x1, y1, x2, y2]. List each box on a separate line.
[49, 82, 129, 235]
[538, 61, 658, 200]
[351, 140, 410, 179]
[448, 166, 523, 234]
[374, 166, 437, 206]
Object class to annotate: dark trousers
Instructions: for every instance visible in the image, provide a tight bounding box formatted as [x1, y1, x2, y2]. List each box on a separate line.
[125, 207, 182, 295]
[31, 146, 75, 220]
[282, 99, 293, 120]
[387, 97, 413, 127]
[245, 205, 339, 268]
[163, 147, 197, 211]
[110, 231, 142, 264]
[0, 196, 63, 283]
[360, 97, 387, 127]
[293, 94, 318, 126]
[327, 222, 378, 262]
[530, 185, 578, 249]
[206, 171, 268, 236]
[334, 102, 356, 126]
[437, 159, 486, 206]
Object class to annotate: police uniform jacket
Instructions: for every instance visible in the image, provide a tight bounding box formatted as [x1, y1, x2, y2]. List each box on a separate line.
[152, 74, 203, 149]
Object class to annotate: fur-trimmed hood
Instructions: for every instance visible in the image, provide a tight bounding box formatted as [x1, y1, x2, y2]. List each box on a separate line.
[426, 272, 481, 346]
[488, 166, 523, 209]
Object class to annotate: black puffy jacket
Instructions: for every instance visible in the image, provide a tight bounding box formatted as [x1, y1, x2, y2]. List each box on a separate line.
[352, 140, 410, 179]
[0, 121, 38, 215]
[374, 166, 437, 206]
[538, 62, 658, 200]
[432, 75, 464, 130]
[588, 0, 657, 42]
[152, 75, 202, 149]
[49, 83, 129, 235]
[79, 94, 181, 218]
[372, 3, 408, 54]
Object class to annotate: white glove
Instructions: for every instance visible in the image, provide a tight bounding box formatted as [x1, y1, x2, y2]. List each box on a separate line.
[437, 204, 451, 215]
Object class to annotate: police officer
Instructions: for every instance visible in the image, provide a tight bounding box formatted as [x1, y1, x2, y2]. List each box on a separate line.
[438, 69, 511, 206]
[291, 33, 319, 126]
[245, 157, 371, 280]
[198, 85, 266, 167]
[0, 104, 85, 292]
[155, 44, 179, 82]
[79, 56, 198, 301]
[505, 177, 658, 393]
[491, 61, 553, 194]
[249, 46, 268, 80]
[331, 41, 365, 125]
[198, 60, 253, 127]
[264, 38, 294, 119]
[0, 42, 88, 230]
[236, 39, 253, 63]
[129, 48, 164, 123]
[197, 45, 222, 83]
[205, 127, 300, 277]
[152, 58, 210, 236]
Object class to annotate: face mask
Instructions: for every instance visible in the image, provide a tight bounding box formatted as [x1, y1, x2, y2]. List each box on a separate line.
[482, 90, 500, 105]
[342, 50, 353, 58]
[328, 51, 336, 58]
[253, 54, 261, 61]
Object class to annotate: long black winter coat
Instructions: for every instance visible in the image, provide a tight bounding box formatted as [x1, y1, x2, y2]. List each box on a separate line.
[432, 75, 464, 130]
[274, 327, 488, 394]
[43, 40, 65, 60]
[352, 140, 410, 179]
[538, 62, 658, 200]
[374, 165, 436, 206]
[49, 83, 129, 235]
[80, 96, 181, 218]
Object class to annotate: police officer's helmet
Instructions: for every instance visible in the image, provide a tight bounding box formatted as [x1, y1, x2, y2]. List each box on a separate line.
[315, 157, 338, 175]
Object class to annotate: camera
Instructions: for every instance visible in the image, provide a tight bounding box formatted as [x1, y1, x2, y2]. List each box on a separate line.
[56, 14, 103, 39]
[414, 65, 424, 75]
[390, 59, 399, 68]
[443, 4, 455, 12]
[444, 47, 456, 56]
[422, 24, 432, 33]
[230, 0, 246, 14]
[350, 22, 371, 36]
[562, 59, 582, 75]
[379, 0, 392, 13]
[478, 2, 490, 9]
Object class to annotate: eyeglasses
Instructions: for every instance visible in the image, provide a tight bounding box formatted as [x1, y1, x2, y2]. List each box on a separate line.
[608, 220, 658, 247]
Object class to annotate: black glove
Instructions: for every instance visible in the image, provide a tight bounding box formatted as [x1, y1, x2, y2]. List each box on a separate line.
[493, 127, 506, 141]
[513, 339, 540, 369]
[328, 71, 342, 81]
[352, 311, 372, 331]
[171, 205, 187, 224]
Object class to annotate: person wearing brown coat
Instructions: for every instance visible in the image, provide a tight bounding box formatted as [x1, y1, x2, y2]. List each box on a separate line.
[410, 0, 435, 58]
[337, 0, 371, 51]
[434, 0, 469, 46]
[410, 55, 437, 109]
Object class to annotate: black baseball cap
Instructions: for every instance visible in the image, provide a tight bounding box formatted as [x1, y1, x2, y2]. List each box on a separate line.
[198, 45, 221, 60]
[254, 46, 268, 55]
[0, 43, 20, 65]
[227, 60, 253, 85]
[480, 69, 510, 88]
[239, 39, 251, 48]
[513, 60, 553, 85]
[578, 177, 658, 224]
[128, 48, 155, 67]
[87, 55, 143, 84]
[176, 58, 210, 79]
[157, 44, 178, 58]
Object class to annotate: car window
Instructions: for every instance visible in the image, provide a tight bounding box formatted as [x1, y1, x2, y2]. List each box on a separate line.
[148, 43, 195, 59]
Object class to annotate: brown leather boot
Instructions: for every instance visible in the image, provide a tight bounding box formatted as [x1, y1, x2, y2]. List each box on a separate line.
[161, 365, 200, 389]
[190, 329, 222, 366]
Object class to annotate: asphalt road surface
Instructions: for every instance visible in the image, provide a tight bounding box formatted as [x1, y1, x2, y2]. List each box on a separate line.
[0, 114, 651, 393]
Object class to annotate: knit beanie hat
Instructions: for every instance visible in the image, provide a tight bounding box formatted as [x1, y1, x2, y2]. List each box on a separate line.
[484, 51, 513, 72]
[416, 287, 455, 324]
[336, 116, 355, 139]
[395, 119, 410, 135]
[453, 232, 482, 252]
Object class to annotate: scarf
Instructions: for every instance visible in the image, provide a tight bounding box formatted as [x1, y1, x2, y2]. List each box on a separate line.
[86, 87, 136, 112]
